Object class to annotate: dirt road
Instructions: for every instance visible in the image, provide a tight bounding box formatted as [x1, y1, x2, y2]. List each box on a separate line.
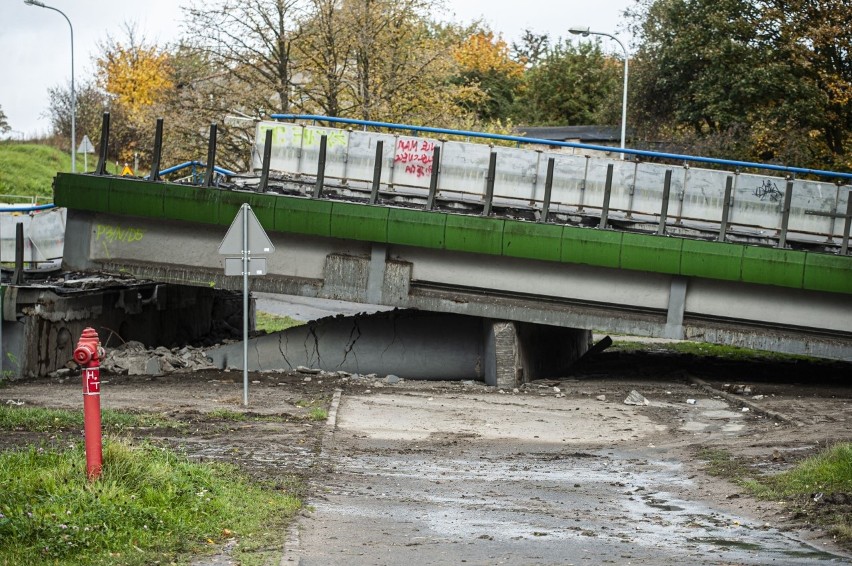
[2, 350, 851, 565]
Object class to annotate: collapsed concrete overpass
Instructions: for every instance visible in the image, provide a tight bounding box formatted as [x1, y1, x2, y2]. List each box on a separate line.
[5, 116, 852, 381]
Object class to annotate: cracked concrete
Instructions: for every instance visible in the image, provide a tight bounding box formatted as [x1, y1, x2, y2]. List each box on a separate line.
[206, 310, 591, 386]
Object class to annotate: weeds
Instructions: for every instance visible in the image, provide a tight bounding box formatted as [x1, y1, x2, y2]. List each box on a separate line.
[308, 407, 328, 421]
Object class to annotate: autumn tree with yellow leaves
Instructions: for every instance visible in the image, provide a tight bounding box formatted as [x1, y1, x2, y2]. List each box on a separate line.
[452, 30, 525, 123]
[95, 25, 173, 165]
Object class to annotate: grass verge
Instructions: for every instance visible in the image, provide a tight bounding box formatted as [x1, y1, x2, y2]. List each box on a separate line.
[699, 443, 852, 545]
[256, 311, 304, 333]
[0, 438, 301, 566]
[0, 405, 184, 433]
[611, 340, 813, 362]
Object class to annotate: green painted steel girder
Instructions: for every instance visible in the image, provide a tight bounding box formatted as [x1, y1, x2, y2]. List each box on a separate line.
[53, 173, 852, 295]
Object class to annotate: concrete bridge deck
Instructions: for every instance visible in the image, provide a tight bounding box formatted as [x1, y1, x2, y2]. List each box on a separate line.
[53, 168, 851, 362]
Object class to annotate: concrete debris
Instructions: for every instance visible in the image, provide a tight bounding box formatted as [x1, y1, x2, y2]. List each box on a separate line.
[752, 394, 765, 400]
[686, 399, 697, 405]
[727, 384, 754, 396]
[384, 374, 401, 384]
[596, 395, 607, 401]
[624, 390, 649, 406]
[296, 366, 321, 374]
[101, 341, 216, 376]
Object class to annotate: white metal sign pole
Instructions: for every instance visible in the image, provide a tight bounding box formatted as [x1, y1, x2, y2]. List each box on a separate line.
[242, 203, 249, 406]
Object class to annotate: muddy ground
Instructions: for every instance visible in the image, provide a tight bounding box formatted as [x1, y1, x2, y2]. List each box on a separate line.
[2, 346, 851, 565]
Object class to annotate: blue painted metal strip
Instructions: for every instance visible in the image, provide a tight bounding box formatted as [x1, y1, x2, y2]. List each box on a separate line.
[270, 114, 852, 182]
[149, 160, 236, 178]
[0, 203, 56, 212]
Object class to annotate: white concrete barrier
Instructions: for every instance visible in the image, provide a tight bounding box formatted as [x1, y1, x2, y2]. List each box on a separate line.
[253, 121, 848, 243]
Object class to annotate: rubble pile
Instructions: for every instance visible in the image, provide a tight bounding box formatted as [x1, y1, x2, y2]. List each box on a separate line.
[102, 341, 217, 376]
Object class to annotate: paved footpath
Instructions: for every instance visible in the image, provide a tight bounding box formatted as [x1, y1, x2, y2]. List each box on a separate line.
[285, 386, 847, 565]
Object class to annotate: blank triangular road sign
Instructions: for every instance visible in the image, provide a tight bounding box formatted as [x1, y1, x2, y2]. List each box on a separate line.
[218, 204, 275, 255]
[78, 135, 95, 153]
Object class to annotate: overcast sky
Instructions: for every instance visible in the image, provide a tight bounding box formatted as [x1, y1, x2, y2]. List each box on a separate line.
[0, 0, 635, 139]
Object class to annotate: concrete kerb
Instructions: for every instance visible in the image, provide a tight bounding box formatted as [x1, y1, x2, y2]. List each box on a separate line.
[687, 375, 803, 427]
[325, 388, 343, 430]
[279, 387, 342, 566]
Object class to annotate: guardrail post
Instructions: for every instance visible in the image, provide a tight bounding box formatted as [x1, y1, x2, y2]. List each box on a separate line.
[483, 151, 497, 216]
[599, 164, 614, 229]
[777, 178, 794, 248]
[578, 155, 590, 212]
[95, 112, 110, 176]
[150, 118, 164, 182]
[313, 134, 328, 198]
[426, 145, 441, 210]
[259, 129, 273, 193]
[842, 195, 852, 255]
[204, 124, 218, 187]
[539, 157, 555, 223]
[370, 140, 384, 205]
[718, 176, 734, 242]
[12, 223, 24, 285]
[657, 169, 673, 235]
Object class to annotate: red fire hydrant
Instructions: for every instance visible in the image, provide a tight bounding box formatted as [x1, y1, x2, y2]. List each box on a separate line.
[74, 328, 104, 481]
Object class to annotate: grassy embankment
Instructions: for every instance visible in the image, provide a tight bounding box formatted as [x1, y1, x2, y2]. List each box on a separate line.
[0, 405, 302, 565]
[0, 142, 117, 202]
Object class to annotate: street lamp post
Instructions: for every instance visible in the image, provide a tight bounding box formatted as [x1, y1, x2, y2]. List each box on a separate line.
[25, 0, 75, 172]
[569, 27, 628, 160]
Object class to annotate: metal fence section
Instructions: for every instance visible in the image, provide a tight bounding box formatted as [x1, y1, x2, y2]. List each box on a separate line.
[0, 207, 66, 264]
[253, 120, 850, 249]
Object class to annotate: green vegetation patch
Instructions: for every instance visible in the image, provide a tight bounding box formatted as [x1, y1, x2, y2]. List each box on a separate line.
[610, 340, 814, 362]
[752, 443, 852, 498]
[0, 143, 67, 200]
[0, 439, 301, 566]
[308, 407, 328, 421]
[0, 143, 115, 200]
[698, 443, 852, 545]
[256, 311, 304, 333]
[0, 406, 182, 433]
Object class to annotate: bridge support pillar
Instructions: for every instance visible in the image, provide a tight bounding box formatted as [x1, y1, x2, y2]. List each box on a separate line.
[484, 320, 592, 387]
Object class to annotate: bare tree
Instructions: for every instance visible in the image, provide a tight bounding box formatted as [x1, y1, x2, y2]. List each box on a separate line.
[183, 0, 307, 117]
[295, 0, 352, 116]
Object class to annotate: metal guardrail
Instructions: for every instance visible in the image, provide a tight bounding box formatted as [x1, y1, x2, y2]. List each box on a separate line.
[254, 117, 851, 253]
[271, 114, 852, 183]
[153, 160, 236, 179]
[0, 203, 56, 213]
